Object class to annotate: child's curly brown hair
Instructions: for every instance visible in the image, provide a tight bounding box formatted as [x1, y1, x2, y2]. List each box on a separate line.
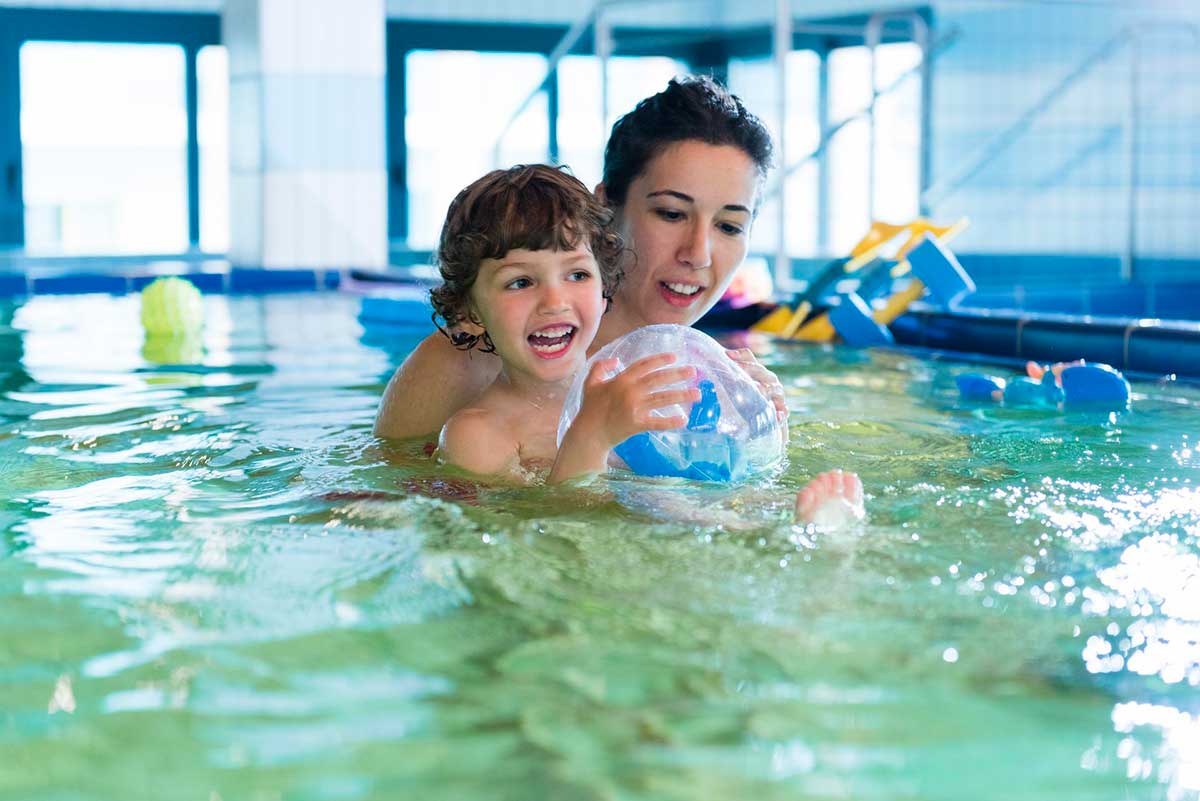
[430, 164, 625, 352]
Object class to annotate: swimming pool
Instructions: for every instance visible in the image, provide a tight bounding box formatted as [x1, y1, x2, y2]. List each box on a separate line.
[3, 291, 1199, 800]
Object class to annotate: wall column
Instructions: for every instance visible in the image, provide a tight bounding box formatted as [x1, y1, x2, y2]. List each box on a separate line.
[224, 0, 387, 270]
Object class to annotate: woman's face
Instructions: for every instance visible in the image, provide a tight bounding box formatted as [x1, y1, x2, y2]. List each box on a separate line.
[607, 140, 761, 330]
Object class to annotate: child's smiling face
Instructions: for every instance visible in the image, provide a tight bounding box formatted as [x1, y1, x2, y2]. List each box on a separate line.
[468, 244, 606, 385]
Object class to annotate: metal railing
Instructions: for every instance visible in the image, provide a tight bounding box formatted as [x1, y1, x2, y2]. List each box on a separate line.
[488, 2, 950, 294]
[489, 0, 722, 168]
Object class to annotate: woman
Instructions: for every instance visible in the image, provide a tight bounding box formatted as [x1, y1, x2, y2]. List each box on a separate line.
[374, 76, 784, 440]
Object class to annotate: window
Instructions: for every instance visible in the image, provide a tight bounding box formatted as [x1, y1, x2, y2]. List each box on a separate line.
[19, 41, 189, 254]
[404, 50, 550, 250]
[828, 46, 873, 253]
[729, 52, 821, 258]
[872, 42, 922, 227]
[828, 42, 922, 253]
[556, 55, 684, 189]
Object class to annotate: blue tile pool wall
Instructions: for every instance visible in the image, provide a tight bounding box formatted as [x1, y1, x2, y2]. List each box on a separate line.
[0, 274, 27, 296]
[130, 273, 227, 293]
[0, 267, 344, 297]
[32, 273, 131, 295]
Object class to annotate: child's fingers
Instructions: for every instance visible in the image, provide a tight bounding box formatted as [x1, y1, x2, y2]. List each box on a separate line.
[585, 358, 620, 386]
[638, 414, 688, 431]
[638, 365, 696, 388]
[642, 388, 701, 411]
[624, 352, 679, 377]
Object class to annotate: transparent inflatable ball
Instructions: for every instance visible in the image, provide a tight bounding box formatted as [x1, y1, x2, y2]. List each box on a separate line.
[557, 324, 783, 481]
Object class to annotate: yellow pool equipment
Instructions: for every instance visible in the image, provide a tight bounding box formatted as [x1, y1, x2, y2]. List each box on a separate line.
[753, 217, 971, 345]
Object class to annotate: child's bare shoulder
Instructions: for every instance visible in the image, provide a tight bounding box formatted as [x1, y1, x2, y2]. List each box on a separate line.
[438, 405, 522, 477]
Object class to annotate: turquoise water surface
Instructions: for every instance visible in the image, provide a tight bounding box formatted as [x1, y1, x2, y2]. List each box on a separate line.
[2, 292, 1198, 801]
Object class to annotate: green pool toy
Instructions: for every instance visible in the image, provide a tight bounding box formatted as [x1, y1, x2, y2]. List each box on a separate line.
[141, 277, 204, 336]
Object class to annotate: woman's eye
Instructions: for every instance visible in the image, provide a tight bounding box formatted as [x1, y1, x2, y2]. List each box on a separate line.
[505, 278, 532, 290]
[718, 222, 745, 236]
[654, 208, 685, 222]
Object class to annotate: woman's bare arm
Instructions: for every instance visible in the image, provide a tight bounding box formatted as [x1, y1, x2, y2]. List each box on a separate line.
[373, 333, 502, 439]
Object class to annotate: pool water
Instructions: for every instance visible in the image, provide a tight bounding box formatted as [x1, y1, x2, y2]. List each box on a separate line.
[2, 293, 1198, 801]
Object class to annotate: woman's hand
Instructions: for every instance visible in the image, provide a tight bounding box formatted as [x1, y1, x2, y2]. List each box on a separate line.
[549, 353, 699, 483]
[725, 347, 789, 443]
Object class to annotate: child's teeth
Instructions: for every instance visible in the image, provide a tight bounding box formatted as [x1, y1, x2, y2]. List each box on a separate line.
[666, 282, 701, 295]
[528, 325, 575, 354]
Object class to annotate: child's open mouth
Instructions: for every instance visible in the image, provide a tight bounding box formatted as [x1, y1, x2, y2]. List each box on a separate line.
[527, 325, 576, 359]
[659, 281, 704, 307]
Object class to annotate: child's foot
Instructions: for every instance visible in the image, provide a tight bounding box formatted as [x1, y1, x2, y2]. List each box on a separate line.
[794, 470, 865, 527]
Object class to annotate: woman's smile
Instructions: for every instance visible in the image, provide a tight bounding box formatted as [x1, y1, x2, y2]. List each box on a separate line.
[607, 140, 761, 332]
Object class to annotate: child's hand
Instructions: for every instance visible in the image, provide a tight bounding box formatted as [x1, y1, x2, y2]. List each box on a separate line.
[577, 353, 700, 448]
[548, 353, 699, 483]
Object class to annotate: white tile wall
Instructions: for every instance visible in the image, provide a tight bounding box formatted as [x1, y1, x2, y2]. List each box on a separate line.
[256, 75, 385, 171]
[259, 0, 384, 77]
[227, 75, 262, 171]
[260, 170, 386, 268]
[222, 0, 387, 268]
[223, 0, 260, 77]
[227, 170, 262, 265]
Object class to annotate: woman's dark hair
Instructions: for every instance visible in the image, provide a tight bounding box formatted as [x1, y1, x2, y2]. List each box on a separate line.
[430, 164, 624, 352]
[602, 75, 774, 208]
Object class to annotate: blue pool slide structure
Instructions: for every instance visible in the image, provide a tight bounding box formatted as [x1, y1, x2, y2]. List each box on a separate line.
[827, 234, 978, 348]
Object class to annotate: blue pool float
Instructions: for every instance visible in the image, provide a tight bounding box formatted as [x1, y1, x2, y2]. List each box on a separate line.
[358, 290, 434, 328]
[956, 362, 1130, 409]
[1060, 363, 1131, 405]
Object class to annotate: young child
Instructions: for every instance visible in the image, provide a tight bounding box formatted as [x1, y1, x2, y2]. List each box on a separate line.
[430, 164, 864, 525]
[431, 164, 696, 483]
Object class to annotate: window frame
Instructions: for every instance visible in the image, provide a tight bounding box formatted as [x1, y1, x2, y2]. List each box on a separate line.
[384, 15, 927, 262]
[0, 7, 928, 266]
[0, 8, 220, 251]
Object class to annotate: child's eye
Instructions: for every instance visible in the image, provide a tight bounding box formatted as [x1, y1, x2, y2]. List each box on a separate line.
[718, 222, 745, 236]
[654, 208, 685, 222]
[567, 269, 593, 282]
[505, 277, 533, 290]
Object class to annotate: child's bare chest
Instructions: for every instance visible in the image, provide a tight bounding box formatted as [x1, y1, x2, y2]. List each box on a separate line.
[516, 420, 560, 468]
